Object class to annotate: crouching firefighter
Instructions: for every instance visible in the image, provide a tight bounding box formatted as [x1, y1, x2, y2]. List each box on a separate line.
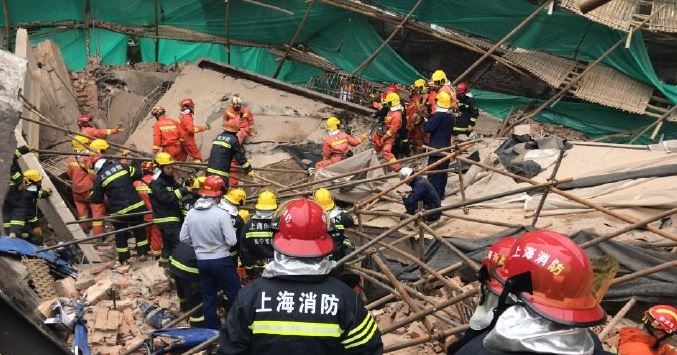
[219, 198, 383, 355]
[168, 241, 204, 327]
[315, 116, 366, 169]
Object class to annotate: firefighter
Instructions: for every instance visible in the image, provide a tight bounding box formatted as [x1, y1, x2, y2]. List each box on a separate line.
[207, 119, 252, 187]
[66, 135, 96, 234]
[151, 106, 187, 162]
[134, 161, 163, 257]
[182, 176, 206, 216]
[454, 82, 479, 138]
[149, 152, 189, 262]
[8, 170, 52, 244]
[315, 116, 366, 169]
[167, 241, 204, 327]
[3, 146, 33, 235]
[90, 139, 149, 264]
[224, 96, 254, 144]
[371, 92, 403, 171]
[452, 230, 613, 355]
[446, 236, 517, 354]
[398, 167, 441, 222]
[78, 114, 123, 139]
[618, 305, 677, 355]
[406, 79, 428, 148]
[219, 188, 247, 265]
[424, 91, 456, 198]
[179, 175, 241, 330]
[9, 145, 31, 188]
[312, 188, 361, 290]
[219, 198, 383, 354]
[427, 70, 457, 115]
[239, 191, 277, 280]
[178, 98, 210, 163]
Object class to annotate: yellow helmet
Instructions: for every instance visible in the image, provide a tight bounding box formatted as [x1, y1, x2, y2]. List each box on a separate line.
[154, 152, 174, 166]
[72, 135, 91, 152]
[89, 139, 109, 154]
[326, 116, 341, 131]
[225, 188, 247, 205]
[383, 92, 401, 107]
[431, 69, 447, 83]
[191, 176, 207, 190]
[436, 91, 452, 109]
[312, 188, 335, 211]
[238, 209, 251, 223]
[413, 79, 427, 89]
[23, 169, 42, 183]
[255, 191, 278, 211]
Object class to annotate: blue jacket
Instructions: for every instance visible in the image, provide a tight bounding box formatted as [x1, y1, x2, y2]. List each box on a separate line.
[424, 110, 455, 148]
[403, 177, 441, 221]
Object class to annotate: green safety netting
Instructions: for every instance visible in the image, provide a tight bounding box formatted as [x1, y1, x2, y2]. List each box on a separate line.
[473, 90, 677, 144]
[374, 0, 677, 104]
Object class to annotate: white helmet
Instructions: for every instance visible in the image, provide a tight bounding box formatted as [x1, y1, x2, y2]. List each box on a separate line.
[231, 96, 242, 105]
[399, 167, 413, 180]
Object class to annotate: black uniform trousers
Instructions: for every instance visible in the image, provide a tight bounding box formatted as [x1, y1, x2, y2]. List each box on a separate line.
[112, 213, 149, 262]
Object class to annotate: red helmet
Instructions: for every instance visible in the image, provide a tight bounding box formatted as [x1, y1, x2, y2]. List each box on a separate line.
[644, 305, 677, 335]
[180, 98, 195, 110]
[457, 82, 469, 95]
[199, 175, 225, 198]
[483, 236, 518, 296]
[224, 118, 240, 133]
[77, 114, 93, 128]
[494, 230, 607, 326]
[140, 161, 155, 175]
[384, 84, 397, 95]
[272, 198, 333, 258]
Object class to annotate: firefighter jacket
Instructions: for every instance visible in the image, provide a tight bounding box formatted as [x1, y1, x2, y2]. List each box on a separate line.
[426, 84, 456, 113]
[182, 191, 199, 217]
[238, 213, 275, 278]
[218, 200, 245, 260]
[66, 154, 95, 194]
[618, 327, 677, 355]
[10, 146, 30, 188]
[133, 179, 152, 213]
[218, 275, 383, 355]
[224, 106, 254, 135]
[91, 159, 146, 215]
[168, 241, 199, 279]
[19, 184, 50, 225]
[207, 130, 251, 178]
[380, 109, 402, 142]
[424, 110, 455, 148]
[327, 208, 356, 265]
[81, 126, 118, 139]
[403, 176, 441, 222]
[455, 93, 479, 135]
[405, 95, 425, 128]
[179, 112, 205, 137]
[152, 115, 184, 152]
[322, 131, 361, 159]
[149, 171, 187, 226]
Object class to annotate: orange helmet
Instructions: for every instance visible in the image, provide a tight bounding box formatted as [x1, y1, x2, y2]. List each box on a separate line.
[151, 106, 166, 118]
[644, 305, 677, 335]
[482, 236, 518, 296]
[199, 175, 225, 198]
[78, 114, 93, 128]
[272, 198, 333, 258]
[180, 98, 195, 110]
[224, 118, 240, 133]
[494, 230, 612, 327]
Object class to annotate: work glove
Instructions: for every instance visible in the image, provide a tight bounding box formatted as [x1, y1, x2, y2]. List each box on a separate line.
[42, 187, 53, 196]
[204, 123, 211, 131]
[247, 171, 255, 178]
[32, 226, 43, 237]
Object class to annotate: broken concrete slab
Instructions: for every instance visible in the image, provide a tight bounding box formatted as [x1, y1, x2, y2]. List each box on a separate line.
[55, 277, 78, 298]
[85, 279, 113, 305]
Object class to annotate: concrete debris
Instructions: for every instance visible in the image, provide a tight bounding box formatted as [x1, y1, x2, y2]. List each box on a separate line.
[54, 277, 78, 298]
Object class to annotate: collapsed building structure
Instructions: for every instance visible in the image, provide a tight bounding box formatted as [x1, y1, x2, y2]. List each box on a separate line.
[0, 0, 676, 354]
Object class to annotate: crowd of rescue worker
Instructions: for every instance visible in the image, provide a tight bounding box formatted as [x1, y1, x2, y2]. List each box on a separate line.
[1, 69, 674, 354]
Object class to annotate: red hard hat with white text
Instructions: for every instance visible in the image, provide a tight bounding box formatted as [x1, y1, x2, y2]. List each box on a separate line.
[644, 305, 677, 334]
[483, 236, 518, 296]
[272, 198, 333, 258]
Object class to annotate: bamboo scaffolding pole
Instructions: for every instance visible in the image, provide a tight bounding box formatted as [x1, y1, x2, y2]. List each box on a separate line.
[182, 334, 220, 355]
[384, 325, 469, 353]
[628, 105, 677, 144]
[273, 0, 315, 78]
[37, 222, 153, 252]
[372, 254, 435, 332]
[455, 157, 469, 214]
[354, 209, 523, 229]
[611, 259, 677, 285]
[451, 0, 554, 85]
[598, 298, 636, 340]
[456, 156, 677, 244]
[531, 148, 566, 226]
[580, 207, 677, 249]
[225, 0, 231, 64]
[65, 210, 152, 225]
[2, 0, 10, 50]
[500, 6, 666, 135]
[351, 0, 423, 75]
[241, 0, 294, 15]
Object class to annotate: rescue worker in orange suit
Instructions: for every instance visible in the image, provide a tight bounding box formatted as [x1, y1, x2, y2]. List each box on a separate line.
[315, 116, 366, 169]
[134, 161, 163, 257]
[151, 106, 187, 162]
[66, 135, 106, 235]
[426, 70, 457, 115]
[78, 114, 123, 139]
[454, 82, 479, 138]
[406, 79, 428, 148]
[452, 230, 614, 355]
[178, 98, 210, 163]
[219, 198, 383, 355]
[371, 92, 403, 172]
[207, 119, 252, 187]
[90, 139, 149, 264]
[224, 96, 254, 144]
[618, 305, 677, 355]
[149, 152, 191, 262]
